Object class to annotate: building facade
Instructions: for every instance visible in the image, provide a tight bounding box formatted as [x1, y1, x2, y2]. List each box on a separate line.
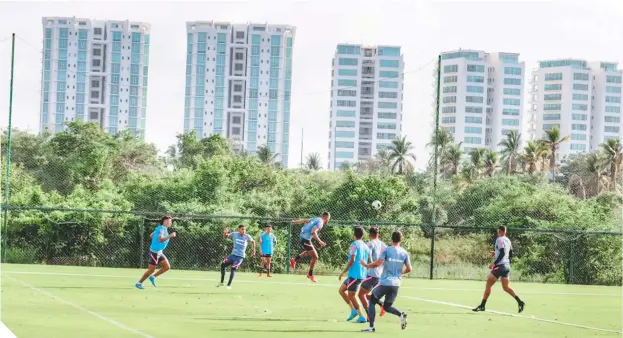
[40, 17, 151, 137]
[184, 22, 295, 167]
[437, 50, 525, 152]
[527, 60, 622, 159]
[327, 44, 404, 170]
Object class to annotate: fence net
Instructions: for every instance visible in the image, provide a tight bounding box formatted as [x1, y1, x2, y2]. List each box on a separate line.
[1, 124, 622, 286]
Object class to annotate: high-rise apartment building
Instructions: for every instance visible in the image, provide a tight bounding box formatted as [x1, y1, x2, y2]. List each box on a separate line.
[40, 17, 151, 137]
[327, 44, 404, 170]
[184, 22, 295, 167]
[527, 60, 622, 159]
[437, 50, 525, 152]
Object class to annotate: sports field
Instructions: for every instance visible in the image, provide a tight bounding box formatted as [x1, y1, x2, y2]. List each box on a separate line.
[1, 264, 621, 338]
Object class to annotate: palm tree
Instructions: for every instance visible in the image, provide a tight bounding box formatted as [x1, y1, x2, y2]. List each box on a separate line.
[339, 162, 354, 171]
[441, 143, 463, 176]
[460, 164, 479, 186]
[375, 148, 392, 172]
[498, 130, 521, 175]
[600, 138, 623, 191]
[468, 148, 487, 176]
[256, 144, 279, 166]
[483, 150, 499, 177]
[521, 141, 540, 175]
[388, 136, 417, 175]
[427, 128, 454, 172]
[305, 152, 322, 171]
[536, 141, 550, 173]
[585, 152, 610, 196]
[541, 127, 570, 177]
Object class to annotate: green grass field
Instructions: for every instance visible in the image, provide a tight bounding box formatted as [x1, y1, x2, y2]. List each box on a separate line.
[1, 264, 621, 338]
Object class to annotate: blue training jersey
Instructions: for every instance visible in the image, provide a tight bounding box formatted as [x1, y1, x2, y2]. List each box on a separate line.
[379, 245, 411, 287]
[300, 217, 324, 240]
[230, 232, 253, 258]
[150, 225, 169, 252]
[367, 239, 387, 278]
[348, 239, 370, 279]
[260, 233, 276, 255]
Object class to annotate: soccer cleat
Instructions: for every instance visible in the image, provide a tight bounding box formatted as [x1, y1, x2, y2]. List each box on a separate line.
[267, 274, 272, 278]
[400, 312, 407, 330]
[379, 306, 386, 317]
[518, 301, 525, 313]
[135, 283, 144, 290]
[226, 286, 232, 290]
[290, 258, 297, 270]
[259, 273, 262, 277]
[217, 282, 224, 287]
[472, 305, 486, 312]
[346, 309, 358, 321]
[306, 274, 317, 283]
[361, 327, 375, 332]
[355, 316, 367, 323]
[148, 275, 157, 287]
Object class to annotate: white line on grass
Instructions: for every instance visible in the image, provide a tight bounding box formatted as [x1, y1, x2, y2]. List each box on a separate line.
[4, 271, 620, 297]
[403, 295, 623, 334]
[5, 275, 155, 338]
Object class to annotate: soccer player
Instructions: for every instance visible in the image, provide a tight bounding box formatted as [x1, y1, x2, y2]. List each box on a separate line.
[259, 224, 277, 277]
[472, 225, 525, 313]
[338, 226, 370, 323]
[289, 211, 330, 283]
[135, 216, 176, 290]
[218, 224, 255, 289]
[358, 226, 387, 316]
[360, 230, 411, 332]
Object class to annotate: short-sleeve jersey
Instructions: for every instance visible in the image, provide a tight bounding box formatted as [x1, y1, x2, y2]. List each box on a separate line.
[494, 236, 512, 265]
[260, 233, 277, 255]
[230, 232, 253, 258]
[348, 240, 370, 279]
[379, 245, 411, 287]
[300, 218, 324, 240]
[150, 225, 169, 252]
[366, 239, 387, 278]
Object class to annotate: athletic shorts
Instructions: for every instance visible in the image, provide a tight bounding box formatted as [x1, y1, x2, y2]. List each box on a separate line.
[223, 254, 244, 269]
[491, 264, 511, 279]
[261, 254, 273, 258]
[147, 250, 168, 266]
[300, 238, 315, 251]
[372, 285, 400, 304]
[343, 277, 363, 292]
[360, 276, 380, 291]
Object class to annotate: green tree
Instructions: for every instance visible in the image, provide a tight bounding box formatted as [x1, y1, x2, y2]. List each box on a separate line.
[600, 138, 623, 191]
[388, 136, 416, 175]
[428, 128, 454, 172]
[541, 127, 569, 177]
[441, 143, 463, 176]
[468, 148, 487, 176]
[305, 153, 322, 171]
[498, 130, 521, 174]
[484, 150, 499, 177]
[256, 144, 279, 166]
[522, 141, 540, 175]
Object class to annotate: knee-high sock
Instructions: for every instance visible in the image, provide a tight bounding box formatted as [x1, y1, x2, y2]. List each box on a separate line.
[228, 269, 236, 286]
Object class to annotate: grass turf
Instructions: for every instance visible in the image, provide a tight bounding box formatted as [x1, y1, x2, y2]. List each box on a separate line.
[1, 264, 621, 338]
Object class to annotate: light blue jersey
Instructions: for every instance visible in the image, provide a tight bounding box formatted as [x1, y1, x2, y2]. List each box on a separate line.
[348, 240, 370, 279]
[300, 217, 324, 240]
[150, 225, 169, 252]
[230, 232, 253, 258]
[260, 233, 277, 255]
[366, 239, 387, 278]
[379, 245, 411, 287]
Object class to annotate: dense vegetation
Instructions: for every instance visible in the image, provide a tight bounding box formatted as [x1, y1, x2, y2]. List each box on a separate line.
[1, 122, 621, 285]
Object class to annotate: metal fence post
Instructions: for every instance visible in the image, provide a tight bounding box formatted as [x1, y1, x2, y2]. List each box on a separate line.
[286, 222, 292, 273]
[429, 226, 436, 280]
[138, 219, 144, 268]
[568, 238, 575, 284]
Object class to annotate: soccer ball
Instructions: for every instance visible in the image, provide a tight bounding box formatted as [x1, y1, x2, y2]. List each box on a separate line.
[371, 200, 382, 210]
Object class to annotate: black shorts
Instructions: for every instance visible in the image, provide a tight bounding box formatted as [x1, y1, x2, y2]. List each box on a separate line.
[360, 277, 380, 291]
[491, 264, 511, 279]
[300, 238, 315, 251]
[372, 285, 400, 304]
[261, 254, 272, 258]
[343, 277, 363, 292]
[147, 250, 167, 266]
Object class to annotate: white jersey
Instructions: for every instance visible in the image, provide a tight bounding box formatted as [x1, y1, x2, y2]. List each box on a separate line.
[366, 239, 387, 278]
[494, 236, 512, 265]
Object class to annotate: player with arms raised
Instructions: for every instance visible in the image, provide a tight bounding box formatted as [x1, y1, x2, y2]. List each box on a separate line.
[259, 224, 277, 277]
[360, 230, 411, 332]
[358, 226, 387, 317]
[218, 225, 255, 289]
[473, 225, 525, 313]
[338, 226, 369, 323]
[290, 211, 330, 283]
[135, 216, 176, 289]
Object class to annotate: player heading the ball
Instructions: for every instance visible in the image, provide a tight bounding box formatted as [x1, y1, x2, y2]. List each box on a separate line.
[290, 211, 330, 283]
[135, 216, 176, 290]
[472, 225, 525, 313]
[219, 225, 255, 289]
[259, 224, 277, 278]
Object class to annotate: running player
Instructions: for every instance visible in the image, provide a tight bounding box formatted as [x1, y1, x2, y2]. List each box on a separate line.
[259, 224, 277, 277]
[289, 211, 330, 283]
[361, 230, 411, 332]
[218, 225, 255, 289]
[338, 226, 369, 323]
[358, 226, 387, 316]
[135, 216, 176, 289]
[472, 225, 525, 313]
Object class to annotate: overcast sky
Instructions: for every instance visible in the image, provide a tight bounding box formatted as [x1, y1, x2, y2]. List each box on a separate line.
[0, 0, 621, 169]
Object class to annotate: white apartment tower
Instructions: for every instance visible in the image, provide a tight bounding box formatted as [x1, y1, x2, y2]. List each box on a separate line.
[527, 60, 622, 159]
[40, 17, 151, 137]
[328, 44, 404, 170]
[437, 50, 525, 152]
[184, 22, 295, 167]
